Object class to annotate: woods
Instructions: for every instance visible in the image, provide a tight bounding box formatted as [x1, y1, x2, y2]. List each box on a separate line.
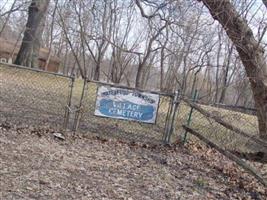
[0, 0, 266, 139]
[2, 1, 267, 197]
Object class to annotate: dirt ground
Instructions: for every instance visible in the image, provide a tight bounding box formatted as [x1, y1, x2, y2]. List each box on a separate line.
[0, 123, 266, 200]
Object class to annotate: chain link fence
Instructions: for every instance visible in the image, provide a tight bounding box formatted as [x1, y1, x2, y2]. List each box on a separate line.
[179, 98, 261, 152]
[0, 63, 73, 128]
[1, 62, 267, 186]
[179, 97, 267, 185]
[74, 80, 175, 144]
[1, 62, 265, 150]
[0, 63, 177, 144]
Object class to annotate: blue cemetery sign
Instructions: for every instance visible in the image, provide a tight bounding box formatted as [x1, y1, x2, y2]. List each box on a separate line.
[94, 86, 160, 124]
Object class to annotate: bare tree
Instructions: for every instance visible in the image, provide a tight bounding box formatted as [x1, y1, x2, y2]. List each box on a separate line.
[84, 0, 114, 80]
[15, 0, 50, 68]
[135, 0, 168, 89]
[44, 0, 58, 71]
[263, 0, 267, 9]
[57, 1, 85, 78]
[0, 0, 18, 36]
[108, 1, 136, 84]
[198, 0, 267, 139]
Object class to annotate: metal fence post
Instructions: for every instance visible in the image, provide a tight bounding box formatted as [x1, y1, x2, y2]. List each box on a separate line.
[162, 97, 173, 143]
[72, 78, 88, 133]
[182, 89, 198, 144]
[163, 90, 180, 144]
[63, 76, 75, 130]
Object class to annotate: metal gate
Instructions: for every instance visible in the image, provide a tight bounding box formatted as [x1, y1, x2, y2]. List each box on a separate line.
[66, 79, 180, 144]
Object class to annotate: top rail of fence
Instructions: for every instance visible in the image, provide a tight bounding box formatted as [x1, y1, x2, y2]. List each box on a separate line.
[194, 99, 257, 115]
[0, 61, 74, 79]
[87, 79, 175, 97]
[0, 61, 175, 97]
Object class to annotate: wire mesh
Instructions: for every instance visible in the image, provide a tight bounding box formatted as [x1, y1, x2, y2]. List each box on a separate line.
[0, 63, 72, 128]
[179, 100, 267, 183]
[2, 62, 262, 150]
[76, 81, 173, 144]
[180, 101, 261, 152]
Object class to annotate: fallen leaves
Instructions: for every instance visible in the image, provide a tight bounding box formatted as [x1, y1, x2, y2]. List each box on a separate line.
[0, 123, 266, 199]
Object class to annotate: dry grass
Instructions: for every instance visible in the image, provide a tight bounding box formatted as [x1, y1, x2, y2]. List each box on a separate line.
[0, 64, 70, 128]
[176, 102, 260, 152]
[0, 63, 260, 151]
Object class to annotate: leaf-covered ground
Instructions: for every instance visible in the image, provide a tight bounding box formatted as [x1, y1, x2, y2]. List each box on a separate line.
[0, 123, 266, 200]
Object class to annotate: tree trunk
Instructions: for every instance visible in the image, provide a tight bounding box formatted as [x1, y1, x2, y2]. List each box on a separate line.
[219, 44, 234, 104]
[215, 28, 222, 103]
[200, 0, 267, 140]
[94, 62, 101, 81]
[15, 0, 50, 68]
[135, 63, 146, 89]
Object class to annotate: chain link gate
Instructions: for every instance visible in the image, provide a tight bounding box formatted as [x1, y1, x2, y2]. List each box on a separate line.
[64, 79, 180, 144]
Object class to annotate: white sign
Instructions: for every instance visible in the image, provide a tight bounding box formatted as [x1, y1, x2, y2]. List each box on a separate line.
[94, 86, 160, 124]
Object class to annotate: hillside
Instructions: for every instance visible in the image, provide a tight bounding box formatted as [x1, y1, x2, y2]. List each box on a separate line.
[0, 123, 266, 200]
